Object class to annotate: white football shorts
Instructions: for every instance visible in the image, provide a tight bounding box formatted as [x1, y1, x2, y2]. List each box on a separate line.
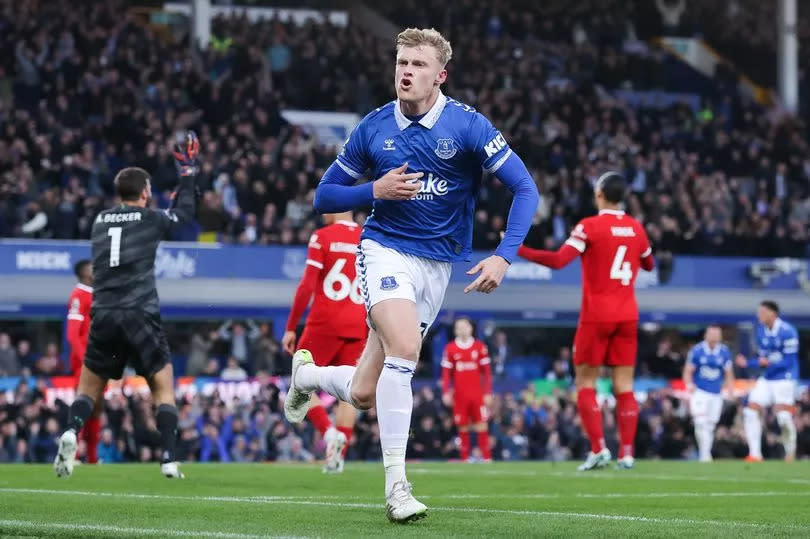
[689, 388, 723, 424]
[748, 377, 796, 407]
[356, 238, 452, 335]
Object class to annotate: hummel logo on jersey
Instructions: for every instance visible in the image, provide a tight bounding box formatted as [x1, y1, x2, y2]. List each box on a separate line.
[383, 139, 396, 151]
[483, 133, 507, 157]
[434, 138, 457, 159]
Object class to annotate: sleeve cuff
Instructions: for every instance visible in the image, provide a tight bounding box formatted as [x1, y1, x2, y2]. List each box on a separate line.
[565, 238, 586, 253]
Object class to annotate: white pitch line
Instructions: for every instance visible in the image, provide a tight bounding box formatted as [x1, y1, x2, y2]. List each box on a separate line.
[0, 519, 300, 539]
[0, 488, 341, 503]
[3, 488, 808, 531]
[409, 468, 810, 485]
[430, 491, 807, 500]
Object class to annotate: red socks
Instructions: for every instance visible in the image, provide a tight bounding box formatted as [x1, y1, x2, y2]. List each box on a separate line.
[616, 391, 639, 458]
[477, 431, 491, 460]
[459, 431, 470, 460]
[306, 405, 332, 436]
[337, 426, 353, 457]
[84, 416, 101, 464]
[577, 387, 605, 453]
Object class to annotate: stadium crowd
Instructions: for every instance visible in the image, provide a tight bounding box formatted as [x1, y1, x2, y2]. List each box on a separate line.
[1, 0, 809, 258]
[2, 374, 809, 464]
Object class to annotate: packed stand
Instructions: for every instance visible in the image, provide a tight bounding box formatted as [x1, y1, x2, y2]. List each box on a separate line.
[0, 320, 285, 379]
[2, 373, 809, 464]
[1, 0, 809, 257]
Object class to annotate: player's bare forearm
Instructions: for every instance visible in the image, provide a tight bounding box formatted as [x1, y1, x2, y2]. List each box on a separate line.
[517, 244, 579, 269]
[724, 369, 735, 397]
[682, 363, 694, 390]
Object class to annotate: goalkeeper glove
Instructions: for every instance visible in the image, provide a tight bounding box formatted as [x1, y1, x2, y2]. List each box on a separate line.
[173, 130, 200, 177]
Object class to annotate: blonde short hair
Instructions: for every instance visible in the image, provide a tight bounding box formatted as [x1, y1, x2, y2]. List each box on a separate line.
[396, 28, 453, 67]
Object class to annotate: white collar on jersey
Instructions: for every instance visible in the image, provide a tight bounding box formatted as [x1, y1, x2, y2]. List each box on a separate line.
[598, 209, 625, 216]
[701, 341, 722, 355]
[336, 220, 357, 227]
[764, 318, 783, 336]
[454, 337, 475, 350]
[394, 91, 447, 131]
[76, 283, 93, 293]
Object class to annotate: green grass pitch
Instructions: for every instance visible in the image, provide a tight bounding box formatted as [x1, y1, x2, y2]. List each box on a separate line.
[0, 461, 808, 538]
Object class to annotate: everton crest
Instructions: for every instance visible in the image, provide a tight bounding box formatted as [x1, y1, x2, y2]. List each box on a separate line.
[434, 138, 457, 159]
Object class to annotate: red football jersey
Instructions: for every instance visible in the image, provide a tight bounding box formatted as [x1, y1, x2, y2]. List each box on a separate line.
[66, 283, 92, 373]
[566, 209, 651, 323]
[286, 220, 367, 340]
[441, 338, 492, 396]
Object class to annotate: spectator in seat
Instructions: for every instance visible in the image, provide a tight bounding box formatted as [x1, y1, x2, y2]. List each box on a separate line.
[0, 333, 21, 377]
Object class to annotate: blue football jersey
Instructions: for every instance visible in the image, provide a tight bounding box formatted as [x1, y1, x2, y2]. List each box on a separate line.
[755, 318, 800, 380]
[336, 92, 512, 262]
[688, 341, 731, 394]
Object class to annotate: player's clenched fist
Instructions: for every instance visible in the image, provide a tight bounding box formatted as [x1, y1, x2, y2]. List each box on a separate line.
[372, 163, 423, 200]
[464, 255, 509, 294]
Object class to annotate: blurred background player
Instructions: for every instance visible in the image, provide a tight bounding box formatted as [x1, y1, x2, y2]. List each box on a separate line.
[284, 28, 538, 522]
[735, 301, 799, 462]
[53, 131, 200, 480]
[683, 324, 734, 462]
[517, 172, 654, 471]
[65, 259, 101, 464]
[441, 317, 492, 462]
[282, 211, 366, 473]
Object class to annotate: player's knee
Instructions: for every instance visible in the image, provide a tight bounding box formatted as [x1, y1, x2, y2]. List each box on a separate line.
[350, 386, 374, 410]
[575, 375, 595, 390]
[382, 336, 420, 362]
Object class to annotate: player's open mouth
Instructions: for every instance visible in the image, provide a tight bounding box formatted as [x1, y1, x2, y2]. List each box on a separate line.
[400, 79, 412, 89]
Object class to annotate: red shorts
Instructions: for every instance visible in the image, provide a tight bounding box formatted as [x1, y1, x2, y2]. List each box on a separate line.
[574, 320, 637, 367]
[297, 329, 365, 367]
[453, 393, 487, 426]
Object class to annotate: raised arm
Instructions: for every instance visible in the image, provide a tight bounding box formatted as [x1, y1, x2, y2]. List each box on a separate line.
[158, 131, 199, 232]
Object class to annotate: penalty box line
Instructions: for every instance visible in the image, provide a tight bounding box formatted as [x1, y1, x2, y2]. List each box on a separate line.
[0, 519, 304, 539]
[1, 488, 807, 532]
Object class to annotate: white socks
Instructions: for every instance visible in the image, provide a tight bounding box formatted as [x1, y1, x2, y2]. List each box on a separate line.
[743, 408, 762, 459]
[695, 420, 715, 461]
[376, 356, 415, 495]
[296, 364, 357, 406]
[777, 410, 797, 458]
